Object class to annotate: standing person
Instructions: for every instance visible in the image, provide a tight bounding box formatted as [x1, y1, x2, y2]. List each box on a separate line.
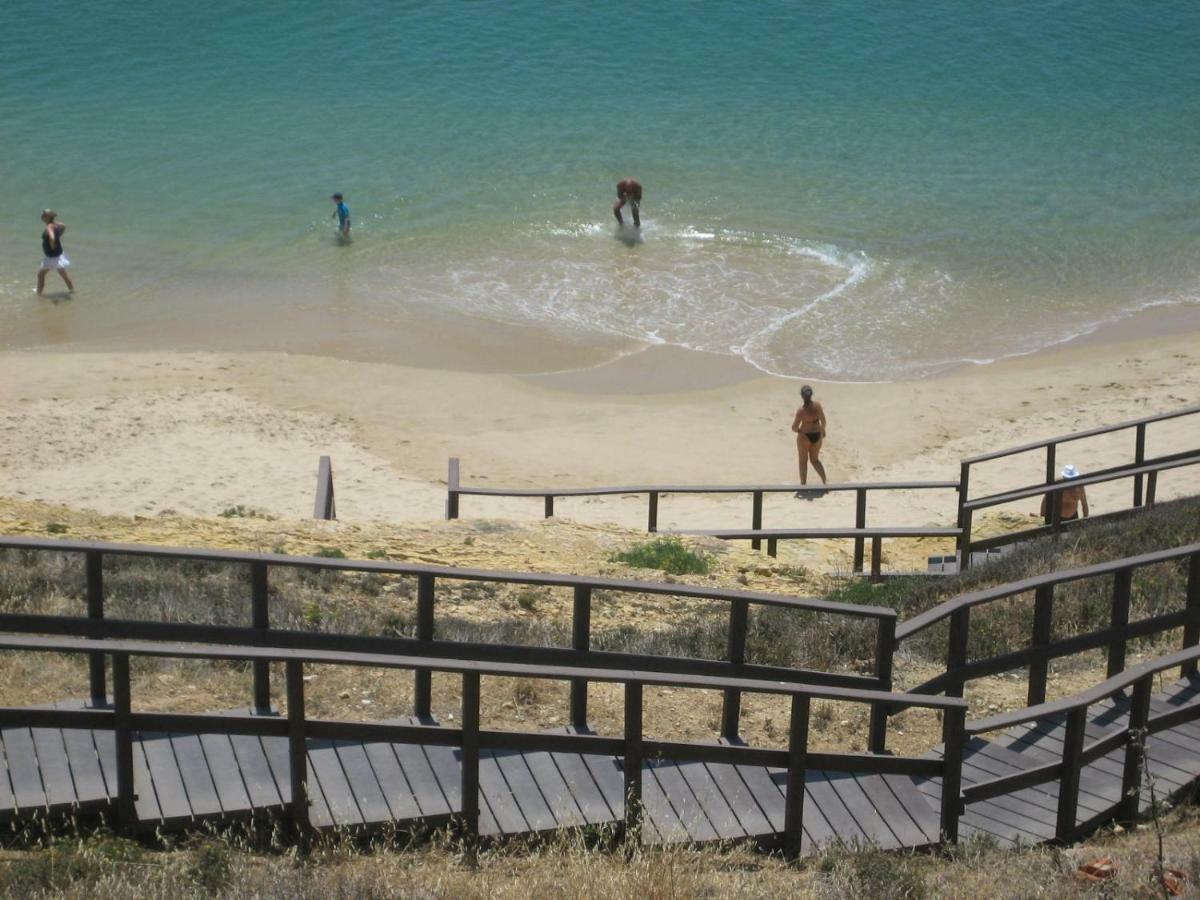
[36, 210, 74, 295]
[791, 385, 827, 497]
[612, 177, 642, 229]
[331, 193, 351, 238]
[1041, 464, 1089, 521]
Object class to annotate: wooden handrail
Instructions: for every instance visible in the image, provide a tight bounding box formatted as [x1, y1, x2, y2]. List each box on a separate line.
[961, 405, 1200, 466]
[896, 543, 1200, 641]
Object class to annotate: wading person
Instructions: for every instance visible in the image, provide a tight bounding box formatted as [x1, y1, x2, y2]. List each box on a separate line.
[331, 192, 351, 238]
[612, 177, 642, 229]
[791, 385, 827, 497]
[36, 210, 74, 295]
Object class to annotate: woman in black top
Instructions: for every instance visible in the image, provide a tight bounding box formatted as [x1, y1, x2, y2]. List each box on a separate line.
[36, 209, 74, 295]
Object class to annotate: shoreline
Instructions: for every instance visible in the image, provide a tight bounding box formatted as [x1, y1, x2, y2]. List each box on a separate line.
[0, 322, 1196, 529]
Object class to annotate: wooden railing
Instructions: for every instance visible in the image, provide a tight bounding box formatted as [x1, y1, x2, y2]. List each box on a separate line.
[446, 457, 959, 563]
[962, 641, 1200, 841]
[0, 536, 899, 752]
[955, 405, 1200, 568]
[958, 454, 1200, 568]
[882, 544, 1200, 747]
[0, 626, 968, 853]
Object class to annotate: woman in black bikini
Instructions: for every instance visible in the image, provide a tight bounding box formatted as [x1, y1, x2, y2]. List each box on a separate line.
[791, 385, 827, 497]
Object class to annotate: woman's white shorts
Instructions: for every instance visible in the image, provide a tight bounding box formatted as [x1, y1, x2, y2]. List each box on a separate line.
[39, 255, 70, 270]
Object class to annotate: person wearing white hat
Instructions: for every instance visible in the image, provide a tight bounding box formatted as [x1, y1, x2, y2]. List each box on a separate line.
[1040, 464, 1089, 522]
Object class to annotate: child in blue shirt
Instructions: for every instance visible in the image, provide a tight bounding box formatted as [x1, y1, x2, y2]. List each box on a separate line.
[331, 193, 351, 238]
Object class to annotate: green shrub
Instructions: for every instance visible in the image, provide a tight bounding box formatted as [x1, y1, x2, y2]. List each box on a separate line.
[611, 537, 714, 576]
[44, 523, 68, 535]
[314, 547, 347, 559]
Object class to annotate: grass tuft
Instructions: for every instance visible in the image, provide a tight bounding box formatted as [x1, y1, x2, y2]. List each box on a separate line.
[611, 537, 714, 576]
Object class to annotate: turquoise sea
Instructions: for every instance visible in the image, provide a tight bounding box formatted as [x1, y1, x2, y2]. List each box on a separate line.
[1, 1, 1198, 380]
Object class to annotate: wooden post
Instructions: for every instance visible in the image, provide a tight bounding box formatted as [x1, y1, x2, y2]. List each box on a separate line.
[286, 660, 309, 837]
[112, 653, 135, 836]
[1055, 707, 1087, 841]
[868, 616, 896, 753]
[446, 457, 460, 520]
[870, 536, 883, 581]
[956, 462, 970, 529]
[1118, 675, 1153, 824]
[413, 573, 434, 719]
[751, 490, 764, 551]
[1182, 552, 1200, 678]
[85, 551, 107, 707]
[1050, 490, 1063, 532]
[544, 495, 554, 518]
[1027, 585, 1054, 706]
[940, 705, 966, 844]
[313, 455, 336, 520]
[959, 508, 973, 572]
[783, 695, 810, 857]
[460, 671, 481, 841]
[720, 599, 749, 740]
[1107, 569, 1132, 679]
[1044, 443, 1057, 525]
[853, 488, 867, 573]
[569, 586, 592, 728]
[1146, 471, 1158, 507]
[251, 561, 271, 714]
[623, 682, 643, 853]
[944, 608, 970, 743]
[767, 538, 777, 558]
[647, 491, 659, 533]
[1133, 423, 1146, 507]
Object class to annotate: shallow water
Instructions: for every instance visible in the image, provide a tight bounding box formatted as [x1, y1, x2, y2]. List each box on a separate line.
[1, 1, 1198, 379]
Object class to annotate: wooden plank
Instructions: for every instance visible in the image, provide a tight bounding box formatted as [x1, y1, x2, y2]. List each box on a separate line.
[391, 740, 452, 819]
[640, 762, 686, 843]
[966, 741, 1111, 816]
[259, 734, 295, 806]
[30, 728, 75, 808]
[881, 773, 941, 845]
[728, 763, 785, 832]
[130, 736, 163, 825]
[334, 741, 392, 826]
[0, 733, 19, 814]
[822, 770, 900, 849]
[580, 753, 627, 822]
[648, 759, 719, 843]
[702, 761, 773, 837]
[676, 760, 746, 841]
[492, 750, 559, 833]
[3, 728, 47, 810]
[168, 733, 223, 818]
[804, 770, 867, 845]
[307, 739, 364, 828]
[853, 773, 928, 847]
[550, 750, 615, 825]
[59, 726, 108, 806]
[522, 749, 588, 828]
[91, 729, 117, 799]
[139, 732, 193, 824]
[362, 742, 422, 822]
[228, 735, 283, 810]
[478, 750, 529, 835]
[197, 734, 252, 814]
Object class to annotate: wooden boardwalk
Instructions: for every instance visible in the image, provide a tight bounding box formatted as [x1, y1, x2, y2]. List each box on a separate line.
[3, 675, 1199, 851]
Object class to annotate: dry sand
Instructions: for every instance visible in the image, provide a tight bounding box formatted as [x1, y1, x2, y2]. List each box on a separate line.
[0, 331, 1196, 541]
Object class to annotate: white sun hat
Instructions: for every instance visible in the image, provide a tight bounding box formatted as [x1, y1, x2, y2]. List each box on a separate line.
[1061, 464, 1080, 479]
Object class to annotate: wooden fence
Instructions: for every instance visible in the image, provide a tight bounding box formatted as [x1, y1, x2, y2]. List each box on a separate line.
[0, 537, 899, 751]
[882, 543, 1200, 746]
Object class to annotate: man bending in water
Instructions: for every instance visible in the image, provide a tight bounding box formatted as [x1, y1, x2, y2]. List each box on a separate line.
[612, 178, 642, 229]
[791, 385, 827, 497]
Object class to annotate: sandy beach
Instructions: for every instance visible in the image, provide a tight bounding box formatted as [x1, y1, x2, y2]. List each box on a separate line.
[0, 324, 1196, 542]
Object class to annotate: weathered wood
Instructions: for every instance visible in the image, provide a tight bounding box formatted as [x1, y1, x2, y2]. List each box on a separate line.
[1108, 569, 1132, 678]
[721, 599, 749, 740]
[1028, 585, 1054, 706]
[783, 695, 809, 857]
[1118, 675, 1153, 824]
[1044, 443, 1057, 524]
[84, 551, 107, 708]
[1184, 553, 1200, 678]
[941, 706, 966, 843]
[869, 617, 896, 753]
[313, 456, 336, 520]
[647, 491, 659, 533]
[853, 488, 868, 572]
[623, 682, 643, 848]
[570, 585, 591, 728]
[870, 536, 883, 580]
[1133, 423, 1147, 506]
[250, 561, 270, 714]
[1055, 707, 1086, 840]
[413, 573, 435, 719]
[446, 457, 460, 520]
[544, 495, 554, 519]
[751, 490, 763, 551]
[111, 654, 135, 834]
[460, 672, 481, 838]
[285, 660, 309, 836]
